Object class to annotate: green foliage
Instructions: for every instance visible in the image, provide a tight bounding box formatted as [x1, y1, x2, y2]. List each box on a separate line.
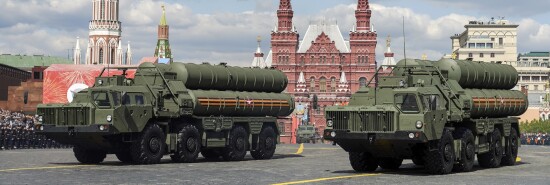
[520, 118, 550, 133]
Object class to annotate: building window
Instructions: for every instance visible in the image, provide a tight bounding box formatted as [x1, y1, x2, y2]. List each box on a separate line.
[331, 77, 336, 92]
[490, 53, 495, 58]
[468, 53, 473, 58]
[468, 43, 475, 48]
[479, 53, 484, 58]
[487, 43, 494, 48]
[359, 77, 367, 87]
[311, 56, 315, 64]
[99, 48, 104, 64]
[499, 38, 503, 45]
[533, 59, 539, 62]
[332, 56, 335, 64]
[320, 77, 327, 92]
[309, 77, 315, 92]
[300, 56, 305, 65]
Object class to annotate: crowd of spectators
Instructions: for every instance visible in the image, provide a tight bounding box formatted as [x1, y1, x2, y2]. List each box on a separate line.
[521, 133, 550, 145]
[1, 109, 70, 150]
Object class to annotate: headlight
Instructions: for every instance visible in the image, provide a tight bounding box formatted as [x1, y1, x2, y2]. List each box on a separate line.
[107, 115, 112, 122]
[330, 131, 336, 137]
[98, 80, 103, 85]
[327, 120, 333, 127]
[38, 116, 43, 122]
[39, 125, 44, 131]
[415, 120, 423, 129]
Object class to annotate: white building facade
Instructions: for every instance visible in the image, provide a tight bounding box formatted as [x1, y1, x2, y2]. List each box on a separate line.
[450, 19, 518, 66]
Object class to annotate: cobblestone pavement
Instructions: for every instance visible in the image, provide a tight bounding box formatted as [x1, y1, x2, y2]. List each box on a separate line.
[0, 144, 549, 184]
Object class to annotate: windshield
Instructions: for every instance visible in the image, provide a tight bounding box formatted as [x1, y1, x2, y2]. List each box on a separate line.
[92, 92, 111, 108]
[395, 93, 420, 113]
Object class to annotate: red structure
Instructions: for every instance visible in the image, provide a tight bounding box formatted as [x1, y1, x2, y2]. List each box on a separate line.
[268, 0, 377, 143]
[43, 64, 136, 104]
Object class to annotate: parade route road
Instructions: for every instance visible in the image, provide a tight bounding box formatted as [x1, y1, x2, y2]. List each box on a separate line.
[1, 144, 549, 184]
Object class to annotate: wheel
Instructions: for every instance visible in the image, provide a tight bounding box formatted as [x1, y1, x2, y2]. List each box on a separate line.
[201, 149, 221, 160]
[115, 150, 133, 163]
[73, 147, 106, 164]
[453, 128, 475, 172]
[424, 130, 455, 174]
[349, 152, 378, 172]
[478, 129, 503, 168]
[379, 158, 403, 170]
[170, 125, 201, 163]
[501, 128, 518, 166]
[251, 126, 277, 160]
[130, 124, 166, 164]
[222, 126, 249, 161]
[412, 156, 424, 166]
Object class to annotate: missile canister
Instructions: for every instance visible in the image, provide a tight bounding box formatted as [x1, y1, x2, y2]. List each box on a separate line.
[464, 89, 528, 118]
[167, 63, 288, 93]
[435, 58, 518, 90]
[188, 90, 294, 117]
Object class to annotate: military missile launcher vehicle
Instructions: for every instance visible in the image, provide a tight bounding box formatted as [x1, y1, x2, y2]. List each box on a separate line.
[323, 58, 526, 174]
[35, 62, 294, 164]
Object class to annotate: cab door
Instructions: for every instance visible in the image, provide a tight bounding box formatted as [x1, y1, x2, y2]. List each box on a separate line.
[422, 95, 446, 139]
[121, 93, 152, 132]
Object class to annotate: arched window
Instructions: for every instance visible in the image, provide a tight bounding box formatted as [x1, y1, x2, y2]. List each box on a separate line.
[111, 48, 115, 64]
[320, 77, 327, 92]
[331, 77, 336, 92]
[359, 77, 367, 87]
[300, 56, 305, 65]
[99, 48, 104, 64]
[309, 77, 315, 92]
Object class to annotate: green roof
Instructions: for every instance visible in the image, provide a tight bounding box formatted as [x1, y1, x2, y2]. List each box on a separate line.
[0, 54, 72, 69]
[518, 52, 550, 58]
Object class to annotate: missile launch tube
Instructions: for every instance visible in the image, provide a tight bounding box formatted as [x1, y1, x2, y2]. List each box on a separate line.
[168, 63, 288, 93]
[188, 90, 295, 117]
[464, 89, 528, 118]
[436, 59, 518, 89]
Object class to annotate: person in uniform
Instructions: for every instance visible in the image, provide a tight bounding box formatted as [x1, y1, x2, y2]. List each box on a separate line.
[0, 124, 5, 150]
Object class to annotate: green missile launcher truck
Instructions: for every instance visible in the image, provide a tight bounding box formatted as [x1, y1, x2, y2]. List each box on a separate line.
[35, 62, 294, 164]
[324, 58, 526, 174]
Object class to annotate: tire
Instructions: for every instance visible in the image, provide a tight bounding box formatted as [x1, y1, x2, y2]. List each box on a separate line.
[130, 124, 166, 164]
[501, 127, 518, 166]
[201, 149, 221, 160]
[349, 152, 378, 172]
[251, 126, 277, 160]
[478, 129, 503, 168]
[453, 128, 475, 172]
[115, 150, 133, 163]
[379, 158, 403, 170]
[170, 125, 201, 163]
[222, 126, 249, 161]
[424, 130, 455, 174]
[73, 147, 106, 164]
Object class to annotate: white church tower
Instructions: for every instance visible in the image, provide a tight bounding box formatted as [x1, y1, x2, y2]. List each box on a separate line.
[84, 0, 129, 65]
[73, 37, 81, 65]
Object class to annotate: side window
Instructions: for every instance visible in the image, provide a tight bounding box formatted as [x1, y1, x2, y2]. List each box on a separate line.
[135, 94, 144, 105]
[423, 95, 439, 111]
[122, 93, 131, 105]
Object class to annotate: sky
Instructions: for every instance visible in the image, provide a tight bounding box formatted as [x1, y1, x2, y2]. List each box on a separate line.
[0, 0, 549, 67]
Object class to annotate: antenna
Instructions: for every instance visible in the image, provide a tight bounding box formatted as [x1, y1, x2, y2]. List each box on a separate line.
[402, 16, 407, 67]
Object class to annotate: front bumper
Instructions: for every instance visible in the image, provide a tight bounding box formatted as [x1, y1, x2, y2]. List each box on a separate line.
[323, 129, 429, 156]
[34, 124, 120, 150]
[324, 129, 428, 143]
